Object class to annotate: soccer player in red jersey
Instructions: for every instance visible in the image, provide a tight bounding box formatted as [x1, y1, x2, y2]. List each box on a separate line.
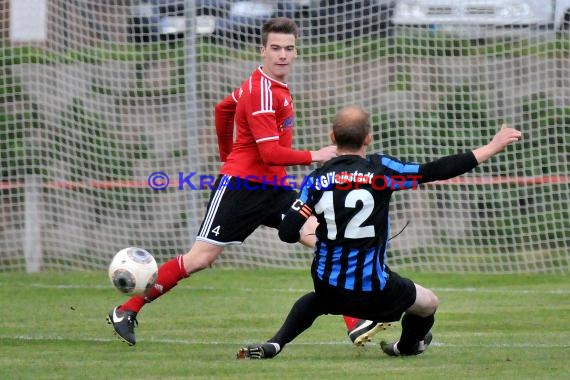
[107, 17, 381, 346]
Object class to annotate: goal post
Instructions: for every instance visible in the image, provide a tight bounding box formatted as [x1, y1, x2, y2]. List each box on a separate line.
[0, 1, 568, 273]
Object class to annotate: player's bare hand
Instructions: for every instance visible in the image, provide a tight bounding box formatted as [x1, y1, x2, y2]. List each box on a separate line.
[473, 124, 521, 164]
[489, 124, 522, 152]
[311, 145, 337, 163]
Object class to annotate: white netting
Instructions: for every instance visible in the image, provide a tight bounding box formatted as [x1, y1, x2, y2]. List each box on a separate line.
[1, 1, 568, 273]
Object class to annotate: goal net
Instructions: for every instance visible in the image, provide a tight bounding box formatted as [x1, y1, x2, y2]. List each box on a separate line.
[1, 0, 568, 273]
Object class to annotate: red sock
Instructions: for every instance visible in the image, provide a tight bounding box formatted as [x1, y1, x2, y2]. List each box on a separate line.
[343, 316, 360, 331]
[120, 255, 188, 314]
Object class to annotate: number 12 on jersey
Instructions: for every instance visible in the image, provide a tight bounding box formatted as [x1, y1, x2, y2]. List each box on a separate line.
[314, 189, 375, 240]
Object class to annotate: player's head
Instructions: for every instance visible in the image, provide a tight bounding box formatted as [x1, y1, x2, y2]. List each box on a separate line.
[260, 18, 298, 82]
[331, 105, 372, 151]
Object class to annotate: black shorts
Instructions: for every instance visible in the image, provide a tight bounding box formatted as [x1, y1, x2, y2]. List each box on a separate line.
[196, 175, 297, 245]
[312, 268, 416, 322]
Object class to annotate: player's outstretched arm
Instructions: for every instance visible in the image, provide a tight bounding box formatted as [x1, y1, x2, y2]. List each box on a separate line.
[416, 124, 521, 184]
[473, 124, 522, 164]
[257, 142, 336, 166]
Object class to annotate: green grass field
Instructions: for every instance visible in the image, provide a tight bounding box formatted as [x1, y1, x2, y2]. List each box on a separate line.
[1, 269, 569, 379]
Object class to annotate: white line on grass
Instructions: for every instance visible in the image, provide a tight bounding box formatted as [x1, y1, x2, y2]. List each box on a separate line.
[2, 335, 569, 348]
[5, 283, 569, 295]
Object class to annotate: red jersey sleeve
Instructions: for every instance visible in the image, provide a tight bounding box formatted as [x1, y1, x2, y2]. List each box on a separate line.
[214, 90, 238, 162]
[257, 140, 312, 165]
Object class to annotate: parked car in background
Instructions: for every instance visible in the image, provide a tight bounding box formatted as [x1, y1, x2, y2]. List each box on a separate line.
[128, 0, 230, 42]
[128, 0, 398, 44]
[315, 0, 396, 41]
[218, 0, 396, 43]
[392, 0, 570, 38]
[196, 0, 231, 36]
[128, 0, 177, 42]
[215, 0, 314, 44]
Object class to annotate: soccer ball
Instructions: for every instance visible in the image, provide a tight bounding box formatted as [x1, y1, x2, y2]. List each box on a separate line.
[108, 247, 158, 296]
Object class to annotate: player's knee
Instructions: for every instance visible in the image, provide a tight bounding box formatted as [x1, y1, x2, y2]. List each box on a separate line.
[427, 291, 439, 314]
[414, 286, 439, 316]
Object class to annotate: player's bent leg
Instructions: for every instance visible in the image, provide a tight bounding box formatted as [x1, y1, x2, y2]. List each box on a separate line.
[380, 283, 438, 356]
[107, 255, 188, 345]
[107, 242, 223, 346]
[406, 283, 439, 317]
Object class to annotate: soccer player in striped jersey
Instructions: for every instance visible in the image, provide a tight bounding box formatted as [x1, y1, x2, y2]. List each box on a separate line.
[107, 18, 379, 347]
[236, 104, 521, 359]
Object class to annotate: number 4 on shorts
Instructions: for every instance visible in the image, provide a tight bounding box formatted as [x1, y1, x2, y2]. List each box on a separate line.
[211, 225, 221, 236]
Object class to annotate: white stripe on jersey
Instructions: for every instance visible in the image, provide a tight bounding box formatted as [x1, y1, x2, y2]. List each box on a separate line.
[260, 77, 273, 113]
[199, 175, 230, 238]
[256, 136, 279, 143]
[252, 110, 275, 116]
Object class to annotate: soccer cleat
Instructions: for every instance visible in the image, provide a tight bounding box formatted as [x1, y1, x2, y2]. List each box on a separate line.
[380, 331, 433, 356]
[107, 306, 138, 346]
[348, 319, 391, 346]
[236, 343, 278, 360]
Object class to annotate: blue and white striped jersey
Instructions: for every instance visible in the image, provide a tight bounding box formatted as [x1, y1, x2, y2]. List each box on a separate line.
[280, 152, 477, 292]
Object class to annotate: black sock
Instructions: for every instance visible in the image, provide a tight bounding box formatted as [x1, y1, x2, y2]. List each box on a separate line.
[269, 292, 326, 350]
[397, 313, 435, 354]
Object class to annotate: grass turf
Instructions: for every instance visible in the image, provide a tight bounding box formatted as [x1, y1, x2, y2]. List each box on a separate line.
[1, 269, 569, 379]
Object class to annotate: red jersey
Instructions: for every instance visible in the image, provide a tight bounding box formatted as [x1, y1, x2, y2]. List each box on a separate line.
[215, 67, 311, 184]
